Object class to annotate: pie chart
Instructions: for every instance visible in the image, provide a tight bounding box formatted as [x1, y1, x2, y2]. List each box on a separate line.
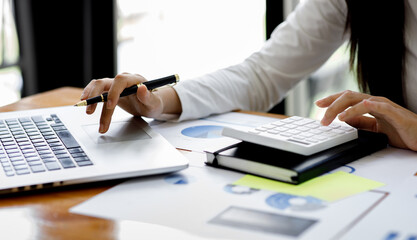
[181, 125, 224, 139]
[266, 193, 326, 211]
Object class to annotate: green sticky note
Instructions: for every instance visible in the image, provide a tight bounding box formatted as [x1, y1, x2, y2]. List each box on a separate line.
[233, 171, 385, 202]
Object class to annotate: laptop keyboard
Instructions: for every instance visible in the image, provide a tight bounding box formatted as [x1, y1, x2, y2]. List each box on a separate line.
[0, 114, 93, 177]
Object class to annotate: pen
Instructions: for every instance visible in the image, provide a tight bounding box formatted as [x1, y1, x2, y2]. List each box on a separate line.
[74, 74, 179, 107]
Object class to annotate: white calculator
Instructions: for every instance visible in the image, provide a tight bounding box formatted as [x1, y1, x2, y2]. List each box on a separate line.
[221, 116, 358, 156]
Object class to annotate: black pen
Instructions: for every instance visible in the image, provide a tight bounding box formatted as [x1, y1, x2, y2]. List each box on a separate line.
[74, 74, 179, 107]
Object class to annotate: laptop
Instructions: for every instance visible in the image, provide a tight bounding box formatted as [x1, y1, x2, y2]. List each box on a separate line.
[0, 105, 188, 194]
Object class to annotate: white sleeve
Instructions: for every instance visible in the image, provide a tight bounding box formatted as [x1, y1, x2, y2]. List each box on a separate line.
[174, 0, 348, 121]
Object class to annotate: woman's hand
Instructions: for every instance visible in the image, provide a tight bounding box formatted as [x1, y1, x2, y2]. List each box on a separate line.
[80, 73, 181, 133]
[316, 90, 417, 151]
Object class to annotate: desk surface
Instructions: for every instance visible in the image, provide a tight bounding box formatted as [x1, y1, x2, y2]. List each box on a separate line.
[0, 87, 282, 239]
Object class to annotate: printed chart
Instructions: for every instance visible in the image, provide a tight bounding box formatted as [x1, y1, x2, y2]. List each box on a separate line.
[181, 125, 224, 139]
[164, 173, 195, 185]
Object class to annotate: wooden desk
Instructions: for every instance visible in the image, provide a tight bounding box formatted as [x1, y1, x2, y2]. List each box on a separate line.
[0, 87, 283, 239]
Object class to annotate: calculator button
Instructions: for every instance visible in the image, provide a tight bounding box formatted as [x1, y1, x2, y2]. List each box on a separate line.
[267, 130, 279, 135]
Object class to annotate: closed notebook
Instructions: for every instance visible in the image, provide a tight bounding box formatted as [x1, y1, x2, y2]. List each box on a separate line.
[205, 130, 387, 184]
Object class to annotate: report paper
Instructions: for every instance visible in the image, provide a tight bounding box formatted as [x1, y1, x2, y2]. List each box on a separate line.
[341, 175, 417, 239]
[70, 153, 385, 240]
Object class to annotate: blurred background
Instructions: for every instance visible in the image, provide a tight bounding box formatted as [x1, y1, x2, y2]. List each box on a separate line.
[0, 0, 357, 118]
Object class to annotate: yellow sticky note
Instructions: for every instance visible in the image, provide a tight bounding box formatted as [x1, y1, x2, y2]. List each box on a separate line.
[233, 171, 384, 202]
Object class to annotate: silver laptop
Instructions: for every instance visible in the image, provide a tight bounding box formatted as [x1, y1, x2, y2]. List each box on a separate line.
[0, 105, 188, 194]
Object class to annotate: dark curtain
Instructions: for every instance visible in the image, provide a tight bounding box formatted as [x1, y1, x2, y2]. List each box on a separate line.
[14, 0, 116, 97]
[266, 0, 285, 114]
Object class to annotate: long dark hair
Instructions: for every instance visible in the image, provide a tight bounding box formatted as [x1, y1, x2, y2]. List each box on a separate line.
[345, 0, 406, 106]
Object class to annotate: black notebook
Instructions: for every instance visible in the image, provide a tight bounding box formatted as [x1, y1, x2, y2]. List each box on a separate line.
[205, 130, 388, 184]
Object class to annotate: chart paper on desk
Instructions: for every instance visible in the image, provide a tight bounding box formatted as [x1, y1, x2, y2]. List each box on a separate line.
[145, 112, 278, 152]
[337, 147, 417, 192]
[70, 157, 385, 240]
[341, 175, 417, 240]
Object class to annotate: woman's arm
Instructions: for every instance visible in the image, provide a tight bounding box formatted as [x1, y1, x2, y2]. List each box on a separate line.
[81, 0, 350, 132]
[175, 0, 348, 121]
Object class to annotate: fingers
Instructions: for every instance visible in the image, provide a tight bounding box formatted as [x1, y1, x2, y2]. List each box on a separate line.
[130, 84, 164, 118]
[81, 73, 147, 134]
[136, 84, 151, 103]
[136, 84, 160, 111]
[343, 115, 377, 132]
[315, 91, 345, 108]
[318, 91, 417, 151]
[317, 90, 371, 125]
[106, 73, 146, 110]
[101, 73, 145, 133]
[339, 97, 396, 124]
[99, 103, 115, 133]
[82, 78, 113, 115]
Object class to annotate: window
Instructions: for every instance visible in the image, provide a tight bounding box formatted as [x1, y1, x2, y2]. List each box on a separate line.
[0, 0, 21, 107]
[117, 0, 266, 81]
[117, 0, 358, 120]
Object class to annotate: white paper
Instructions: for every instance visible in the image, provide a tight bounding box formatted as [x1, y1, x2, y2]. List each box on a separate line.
[70, 118, 417, 239]
[144, 112, 278, 152]
[330, 147, 417, 192]
[71, 153, 384, 240]
[341, 175, 417, 239]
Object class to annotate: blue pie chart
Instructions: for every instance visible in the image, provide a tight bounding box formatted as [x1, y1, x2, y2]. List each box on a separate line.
[164, 173, 193, 185]
[181, 125, 224, 139]
[266, 193, 326, 211]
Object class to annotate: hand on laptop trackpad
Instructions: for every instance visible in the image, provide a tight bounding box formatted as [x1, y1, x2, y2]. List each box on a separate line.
[82, 120, 151, 144]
